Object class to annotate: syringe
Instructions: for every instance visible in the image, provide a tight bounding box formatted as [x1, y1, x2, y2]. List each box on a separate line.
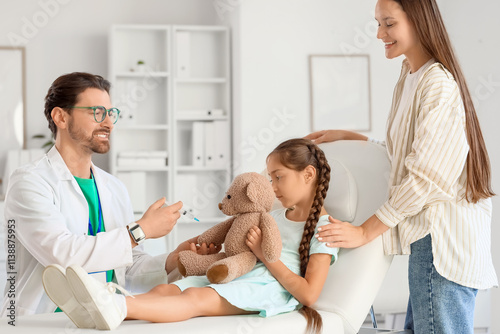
[165, 201, 200, 222]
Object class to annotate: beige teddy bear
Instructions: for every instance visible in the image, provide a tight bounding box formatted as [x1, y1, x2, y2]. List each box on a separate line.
[177, 172, 282, 284]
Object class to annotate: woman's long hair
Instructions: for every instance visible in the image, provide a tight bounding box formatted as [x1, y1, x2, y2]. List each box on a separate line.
[268, 138, 331, 334]
[394, 0, 494, 203]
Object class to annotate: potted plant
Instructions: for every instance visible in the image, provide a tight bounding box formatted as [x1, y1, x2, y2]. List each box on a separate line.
[136, 60, 146, 72]
[32, 134, 55, 152]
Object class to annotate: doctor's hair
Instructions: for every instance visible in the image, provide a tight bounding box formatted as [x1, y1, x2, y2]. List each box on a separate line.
[44, 72, 111, 138]
[392, 0, 495, 203]
[268, 138, 331, 334]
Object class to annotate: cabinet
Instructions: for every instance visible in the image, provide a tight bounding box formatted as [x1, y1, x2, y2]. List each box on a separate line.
[108, 25, 232, 252]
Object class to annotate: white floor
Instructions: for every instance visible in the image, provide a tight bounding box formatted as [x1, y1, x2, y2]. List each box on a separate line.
[363, 311, 491, 334]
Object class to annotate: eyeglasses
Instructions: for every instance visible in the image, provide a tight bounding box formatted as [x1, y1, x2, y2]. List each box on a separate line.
[69, 106, 121, 124]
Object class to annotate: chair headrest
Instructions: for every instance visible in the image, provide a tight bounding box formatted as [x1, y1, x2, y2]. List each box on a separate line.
[323, 158, 357, 222]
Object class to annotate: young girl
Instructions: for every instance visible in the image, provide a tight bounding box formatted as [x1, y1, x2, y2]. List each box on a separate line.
[307, 0, 498, 333]
[43, 138, 338, 333]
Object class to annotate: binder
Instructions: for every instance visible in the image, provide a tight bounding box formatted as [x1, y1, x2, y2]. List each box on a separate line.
[176, 31, 191, 78]
[214, 120, 230, 168]
[204, 121, 216, 167]
[191, 121, 205, 166]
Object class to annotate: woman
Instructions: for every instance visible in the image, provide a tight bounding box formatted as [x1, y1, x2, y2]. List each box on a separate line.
[307, 0, 497, 333]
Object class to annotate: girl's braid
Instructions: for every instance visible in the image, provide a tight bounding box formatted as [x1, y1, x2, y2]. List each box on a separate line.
[298, 143, 331, 276]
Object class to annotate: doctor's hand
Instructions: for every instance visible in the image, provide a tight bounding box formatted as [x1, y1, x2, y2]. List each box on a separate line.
[315, 215, 389, 248]
[137, 198, 182, 240]
[304, 130, 367, 144]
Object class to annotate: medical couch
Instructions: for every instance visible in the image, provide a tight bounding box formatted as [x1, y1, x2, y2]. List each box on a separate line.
[0, 140, 410, 333]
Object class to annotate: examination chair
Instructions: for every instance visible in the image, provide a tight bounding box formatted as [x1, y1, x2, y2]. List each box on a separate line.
[2, 140, 395, 333]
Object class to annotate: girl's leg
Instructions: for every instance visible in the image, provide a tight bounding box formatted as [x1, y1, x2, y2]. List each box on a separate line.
[124, 284, 182, 319]
[126, 287, 255, 323]
[132, 284, 182, 300]
[404, 234, 477, 334]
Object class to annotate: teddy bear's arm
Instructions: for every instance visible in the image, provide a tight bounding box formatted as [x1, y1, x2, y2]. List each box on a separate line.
[259, 213, 282, 263]
[198, 217, 236, 246]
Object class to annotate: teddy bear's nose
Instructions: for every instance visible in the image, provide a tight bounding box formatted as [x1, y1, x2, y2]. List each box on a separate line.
[218, 203, 223, 210]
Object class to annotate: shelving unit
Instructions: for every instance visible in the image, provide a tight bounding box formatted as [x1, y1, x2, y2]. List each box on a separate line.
[108, 24, 231, 253]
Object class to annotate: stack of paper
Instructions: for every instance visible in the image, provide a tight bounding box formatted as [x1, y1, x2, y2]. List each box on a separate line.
[117, 150, 168, 167]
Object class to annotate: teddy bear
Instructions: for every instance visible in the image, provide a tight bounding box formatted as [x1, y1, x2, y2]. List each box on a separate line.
[177, 172, 282, 284]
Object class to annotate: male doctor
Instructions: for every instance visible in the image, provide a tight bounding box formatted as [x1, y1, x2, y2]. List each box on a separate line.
[2, 72, 210, 317]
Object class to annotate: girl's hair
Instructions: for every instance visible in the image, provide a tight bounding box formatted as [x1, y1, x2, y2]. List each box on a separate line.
[268, 138, 331, 334]
[393, 0, 494, 203]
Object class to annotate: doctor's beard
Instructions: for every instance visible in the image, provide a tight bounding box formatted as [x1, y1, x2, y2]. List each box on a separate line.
[68, 117, 111, 154]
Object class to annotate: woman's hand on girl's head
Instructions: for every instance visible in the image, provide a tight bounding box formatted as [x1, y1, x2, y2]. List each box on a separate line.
[304, 130, 368, 144]
[246, 226, 265, 261]
[315, 216, 368, 248]
[304, 130, 339, 144]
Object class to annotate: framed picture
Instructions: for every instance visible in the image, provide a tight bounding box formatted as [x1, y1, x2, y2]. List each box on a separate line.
[0, 46, 26, 198]
[309, 54, 371, 132]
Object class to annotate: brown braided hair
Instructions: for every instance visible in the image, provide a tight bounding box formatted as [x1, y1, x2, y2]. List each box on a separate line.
[392, 0, 494, 203]
[268, 138, 331, 334]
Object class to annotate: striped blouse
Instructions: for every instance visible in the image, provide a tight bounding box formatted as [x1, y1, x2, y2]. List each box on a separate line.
[373, 59, 498, 289]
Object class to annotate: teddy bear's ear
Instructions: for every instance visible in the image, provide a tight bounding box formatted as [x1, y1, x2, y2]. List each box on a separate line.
[246, 181, 262, 204]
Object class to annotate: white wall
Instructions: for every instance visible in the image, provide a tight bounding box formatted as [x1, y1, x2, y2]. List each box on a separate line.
[225, 0, 500, 332]
[228, 0, 399, 174]
[0, 0, 218, 170]
[442, 1, 500, 332]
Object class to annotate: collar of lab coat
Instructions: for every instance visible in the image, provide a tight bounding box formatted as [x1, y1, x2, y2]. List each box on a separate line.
[46, 146, 117, 231]
[47, 146, 107, 184]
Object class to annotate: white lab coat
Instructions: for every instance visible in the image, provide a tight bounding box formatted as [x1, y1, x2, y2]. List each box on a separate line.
[2, 146, 168, 316]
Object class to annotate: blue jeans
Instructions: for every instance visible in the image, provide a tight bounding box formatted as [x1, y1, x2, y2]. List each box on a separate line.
[404, 234, 478, 334]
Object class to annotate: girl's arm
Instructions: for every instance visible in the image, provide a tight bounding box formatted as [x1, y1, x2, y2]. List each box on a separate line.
[247, 226, 331, 307]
